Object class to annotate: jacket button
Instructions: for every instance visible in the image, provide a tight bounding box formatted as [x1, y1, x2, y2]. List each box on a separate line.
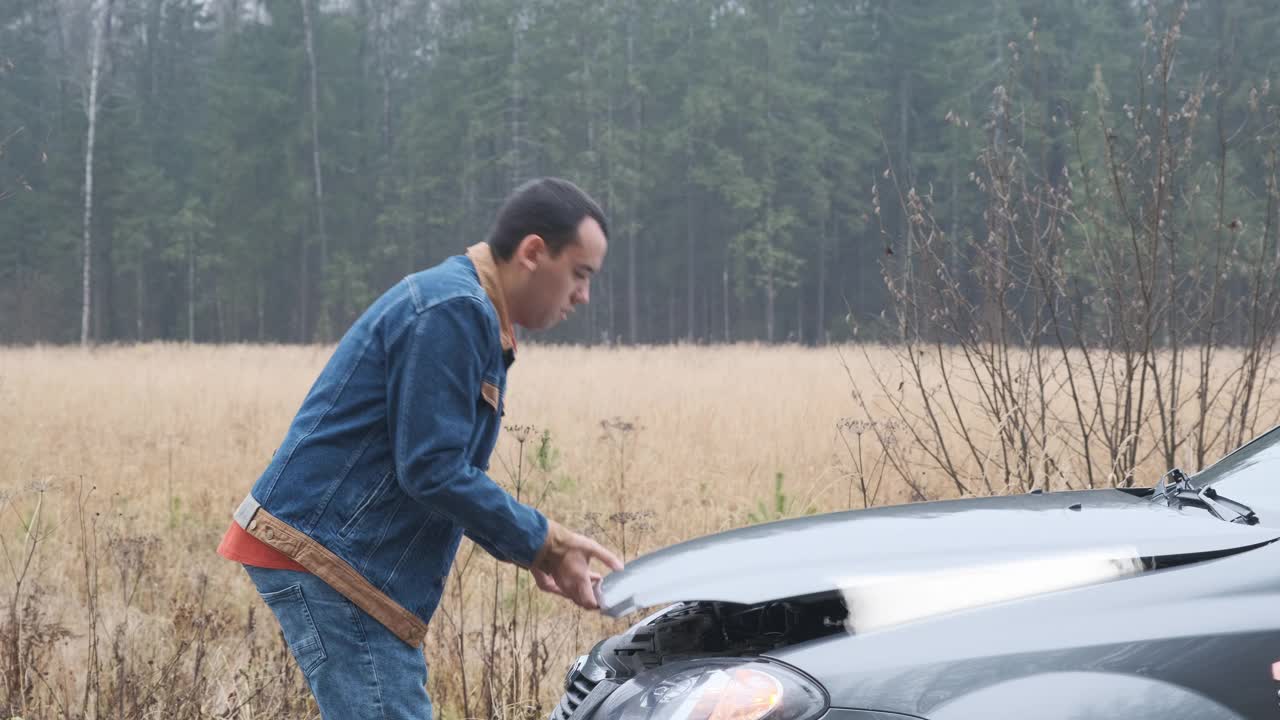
[264, 527, 275, 540]
[249, 520, 258, 531]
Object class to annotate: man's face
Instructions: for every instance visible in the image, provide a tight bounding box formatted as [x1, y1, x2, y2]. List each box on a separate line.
[520, 217, 607, 331]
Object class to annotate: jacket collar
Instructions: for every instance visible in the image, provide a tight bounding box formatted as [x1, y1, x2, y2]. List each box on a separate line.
[465, 242, 517, 355]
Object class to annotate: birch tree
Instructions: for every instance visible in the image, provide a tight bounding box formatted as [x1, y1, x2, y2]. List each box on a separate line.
[80, 0, 113, 345]
[301, 0, 329, 340]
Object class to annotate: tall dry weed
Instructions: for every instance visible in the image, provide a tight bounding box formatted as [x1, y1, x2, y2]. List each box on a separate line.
[1, 337, 1277, 718]
[0, 342, 936, 717]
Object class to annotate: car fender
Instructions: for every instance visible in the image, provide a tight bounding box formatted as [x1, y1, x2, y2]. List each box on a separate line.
[823, 710, 925, 720]
[927, 671, 1243, 720]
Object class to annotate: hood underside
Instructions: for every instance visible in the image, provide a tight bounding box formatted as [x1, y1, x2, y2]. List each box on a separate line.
[598, 489, 1280, 621]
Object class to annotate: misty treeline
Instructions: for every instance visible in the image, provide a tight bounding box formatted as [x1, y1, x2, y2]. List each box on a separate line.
[0, 0, 1277, 347]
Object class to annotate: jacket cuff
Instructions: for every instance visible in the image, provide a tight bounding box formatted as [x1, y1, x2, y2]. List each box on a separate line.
[512, 507, 551, 568]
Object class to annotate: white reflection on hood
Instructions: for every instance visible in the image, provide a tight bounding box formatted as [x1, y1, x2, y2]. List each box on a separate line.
[838, 548, 1145, 634]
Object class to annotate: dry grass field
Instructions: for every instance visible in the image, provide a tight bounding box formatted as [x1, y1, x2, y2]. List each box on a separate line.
[2, 342, 1277, 719]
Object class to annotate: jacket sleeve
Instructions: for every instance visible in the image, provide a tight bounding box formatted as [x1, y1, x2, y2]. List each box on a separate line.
[385, 296, 548, 568]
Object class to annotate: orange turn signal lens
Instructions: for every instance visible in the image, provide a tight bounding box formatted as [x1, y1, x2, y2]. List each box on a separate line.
[610, 659, 824, 720]
[644, 667, 783, 720]
[698, 668, 784, 720]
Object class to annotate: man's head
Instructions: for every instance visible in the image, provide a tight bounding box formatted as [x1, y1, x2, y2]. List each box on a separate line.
[487, 178, 609, 331]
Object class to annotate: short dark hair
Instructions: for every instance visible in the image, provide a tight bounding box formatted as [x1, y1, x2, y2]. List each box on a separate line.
[485, 177, 609, 261]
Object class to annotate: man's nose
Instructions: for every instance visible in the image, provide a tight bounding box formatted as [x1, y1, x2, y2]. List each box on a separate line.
[573, 282, 590, 305]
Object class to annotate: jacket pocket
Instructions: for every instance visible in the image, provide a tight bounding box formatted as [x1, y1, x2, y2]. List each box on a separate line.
[258, 584, 328, 677]
[337, 469, 396, 541]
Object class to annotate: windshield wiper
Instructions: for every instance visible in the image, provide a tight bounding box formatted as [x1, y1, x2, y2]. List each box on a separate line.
[1153, 467, 1259, 525]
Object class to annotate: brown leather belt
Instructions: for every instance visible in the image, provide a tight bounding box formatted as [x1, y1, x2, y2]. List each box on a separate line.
[234, 494, 428, 647]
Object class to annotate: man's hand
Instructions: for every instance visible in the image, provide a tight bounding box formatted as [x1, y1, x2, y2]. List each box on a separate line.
[530, 519, 624, 610]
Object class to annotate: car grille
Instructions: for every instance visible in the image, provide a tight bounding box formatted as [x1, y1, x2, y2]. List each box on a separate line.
[549, 670, 598, 720]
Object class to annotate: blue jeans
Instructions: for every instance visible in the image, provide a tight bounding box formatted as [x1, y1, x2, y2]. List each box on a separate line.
[244, 566, 433, 719]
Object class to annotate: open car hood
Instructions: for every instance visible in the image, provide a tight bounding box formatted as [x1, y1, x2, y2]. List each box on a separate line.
[598, 489, 1280, 620]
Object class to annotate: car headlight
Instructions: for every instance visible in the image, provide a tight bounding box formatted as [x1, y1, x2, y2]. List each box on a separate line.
[594, 659, 827, 720]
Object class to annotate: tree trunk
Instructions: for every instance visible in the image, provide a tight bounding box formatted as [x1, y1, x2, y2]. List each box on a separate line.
[214, 272, 226, 342]
[135, 261, 144, 340]
[991, 0, 1004, 152]
[187, 230, 196, 342]
[465, 120, 477, 247]
[81, 0, 113, 346]
[256, 270, 265, 341]
[604, 39, 617, 344]
[606, 270, 615, 343]
[380, 3, 393, 155]
[686, 135, 696, 342]
[702, 283, 710, 346]
[587, 280, 597, 344]
[722, 261, 730, 342]
[816, 229, 826, 344]
[762, 0, 776, 344]
[765, 266, 775, 343]
[509, 2, 527, 188]
[301, 0, 328, 340]
[668, 291, 675, 343]
[685, 19, 697, 343]
[949, 156, 960, 277]
[625, 5, 639, 345]
[98, 201, 113, 341]
[49, 0, 72, 127]
[584, 32, 598, 344]
[216, 0, 241, 35]
[296, 240, 308, 342]
[897, 67, 912, 341]
[795, 284, 803, 344]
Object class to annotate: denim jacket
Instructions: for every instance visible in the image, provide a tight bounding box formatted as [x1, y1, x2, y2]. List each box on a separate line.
[231, 243, 548, 646]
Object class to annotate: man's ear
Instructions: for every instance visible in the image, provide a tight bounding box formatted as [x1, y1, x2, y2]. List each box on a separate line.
[514, 234, 546, 271]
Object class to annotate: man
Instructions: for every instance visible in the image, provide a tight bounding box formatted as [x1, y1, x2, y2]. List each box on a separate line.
[216, 177, 624, 718]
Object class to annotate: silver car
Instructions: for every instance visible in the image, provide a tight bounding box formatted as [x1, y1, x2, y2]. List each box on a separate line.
[551, 425, 1280, 720]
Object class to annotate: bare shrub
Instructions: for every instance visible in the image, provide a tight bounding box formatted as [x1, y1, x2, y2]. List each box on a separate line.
[862, 4, 1280, 497]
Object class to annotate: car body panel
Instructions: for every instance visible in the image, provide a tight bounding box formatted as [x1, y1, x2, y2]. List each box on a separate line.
[767, 538, 1280, 718]
[822, 710, 924, 720]
[926, 672, 1244, 720]
[566, 427, 1280, 720]
[598, 489, 1280, 618]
